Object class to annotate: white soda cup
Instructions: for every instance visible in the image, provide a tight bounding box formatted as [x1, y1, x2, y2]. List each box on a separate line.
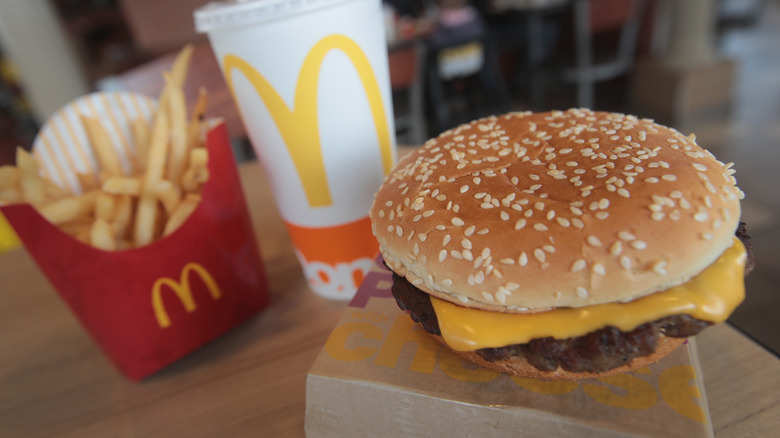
[195, 0, 397, 300]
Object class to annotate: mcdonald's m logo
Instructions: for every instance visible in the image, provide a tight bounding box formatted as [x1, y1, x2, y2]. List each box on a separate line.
[223, 34, 394, 208]
[151, 263, 222, 329]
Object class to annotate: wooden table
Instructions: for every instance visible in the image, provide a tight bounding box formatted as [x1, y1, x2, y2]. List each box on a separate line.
[1, 152, 778, 437]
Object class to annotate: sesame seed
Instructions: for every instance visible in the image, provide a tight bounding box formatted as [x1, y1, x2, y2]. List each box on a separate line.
[500, 211, 510, 221]
[461, 239, 472, 249]
[572, 218, 585, 229]
[557, 217, 571, 227]
[534, 223, 549, 231]
[652, 261, 667, 275]
[534, 249, 546, 263]
[645, 177, 659, 183]
[396, 226, 404, 237]
[618, 231, 636, 241]
[576, 287, 589, 298]
[694, 211, 709, 222]
[593, 264, 606, 275]
[571, 259, 587, 272]
[413, 243, 419, 255]
[617, 188, 631, 198]
[631, 240, 647, 250]
[418, 234, 427, 242]
[378, 210, 386, 218]
[435, 224, 446, 231]
[620, 256, 632, 271]
[670, 210, 681, 220]
[595, 211, 609, 220]
[701, 232, 714, 240]
[387, 225, 394, 233]
[610, 241, 622, 256]
[547, 210, 556, 220]
[587, 235, 602, 247]
[662, 174, 677, 181]
[515, 219, 527, 230]
[475, 271, 485, 284]
[451, 217, 465, 226]
[652, 212, 665, 221]
[423, 210, 435, 217]
[500, 258, 515, 265]
[443, 235, 451, 245]
[693, 163, 707, 171]
[481, 292, 494, 302]
[519, 252, 528, 266]
[463, 250, 474, 261]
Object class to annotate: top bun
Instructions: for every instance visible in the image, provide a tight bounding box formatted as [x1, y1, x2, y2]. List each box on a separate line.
[370, 110, 743, 312]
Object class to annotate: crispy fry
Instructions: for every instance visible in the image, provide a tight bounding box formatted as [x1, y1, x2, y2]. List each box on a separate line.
[43, 179, 68, 201]
[116, 239, 133, 251]
[39, 191, 98, 225]
[133, 194, 159, 246]
[95, 192, 116, 221]
[155, 180, 181, 214]
[0, 165, 19, 189]
[81, 116, 124, 177]
[164, 73, 188, 187]
[163, 193, 201, 237]
[112, 195, 133, 239]
[90, 218, 116, 251]
[16, 148, 46, 206]
[58, 217, 93, 236]
[134, 106, 170, 246]
[76, 172, 99, 192]
[144, 111, 170, 187]
[131, 117, 150, 172]
[0, 187, 22, 204]
[182, 167, 209, 193]
[74, 227, 91, 245]
[170, 44, 194, 88]
[187, 87, 208, 152]
[102, 176, 142, 196]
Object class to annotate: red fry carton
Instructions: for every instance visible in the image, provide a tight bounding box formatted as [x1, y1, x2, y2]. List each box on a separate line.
[1, 92, 269, 380]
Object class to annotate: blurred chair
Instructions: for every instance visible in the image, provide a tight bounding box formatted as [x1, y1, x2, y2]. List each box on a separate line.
[425, 7, 510, 133]
[543, 0, 648, 108]
[389, 42, 428, 145]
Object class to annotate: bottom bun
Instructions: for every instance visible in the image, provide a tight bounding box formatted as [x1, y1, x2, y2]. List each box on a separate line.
[432, 334, 687, 381]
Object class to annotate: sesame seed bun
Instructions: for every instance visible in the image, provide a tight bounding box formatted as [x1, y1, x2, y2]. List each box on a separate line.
[370, 109, 743, 312]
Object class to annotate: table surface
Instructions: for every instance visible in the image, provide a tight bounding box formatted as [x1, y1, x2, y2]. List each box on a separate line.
[1, 151, 778, 437]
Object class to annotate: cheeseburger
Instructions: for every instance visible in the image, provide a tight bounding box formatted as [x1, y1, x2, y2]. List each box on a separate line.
[370, 109, 753, 380]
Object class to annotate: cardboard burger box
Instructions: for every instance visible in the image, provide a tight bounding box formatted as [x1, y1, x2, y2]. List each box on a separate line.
[305, 255, 714, 437]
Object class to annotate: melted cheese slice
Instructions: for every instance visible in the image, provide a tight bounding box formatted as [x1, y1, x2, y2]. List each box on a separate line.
[431, 238, 746, 351]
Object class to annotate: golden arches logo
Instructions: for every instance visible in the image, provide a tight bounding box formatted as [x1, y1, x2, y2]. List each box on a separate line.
[151, 262, 222, 329]
[223, 34, 394, 208]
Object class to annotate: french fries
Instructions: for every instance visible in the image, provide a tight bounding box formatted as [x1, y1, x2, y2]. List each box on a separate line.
[0, 46, 210, 250]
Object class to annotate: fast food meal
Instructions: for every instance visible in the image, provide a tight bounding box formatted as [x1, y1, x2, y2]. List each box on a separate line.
[370, 109, 754, 380]
[0, 46, 210, 250]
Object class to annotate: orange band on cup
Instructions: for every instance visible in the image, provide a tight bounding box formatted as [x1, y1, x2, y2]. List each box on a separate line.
[284, 216, 378, 264]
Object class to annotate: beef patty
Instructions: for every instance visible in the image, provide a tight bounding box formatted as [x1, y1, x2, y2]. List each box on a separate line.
[390, 223, 754, 374]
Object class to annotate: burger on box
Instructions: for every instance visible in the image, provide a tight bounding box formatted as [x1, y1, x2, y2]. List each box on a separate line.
[305, 255, 714, 437]
[0, 92, 269, 380]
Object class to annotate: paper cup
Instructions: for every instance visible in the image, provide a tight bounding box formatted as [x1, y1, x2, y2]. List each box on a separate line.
[195, 0, 397, 300]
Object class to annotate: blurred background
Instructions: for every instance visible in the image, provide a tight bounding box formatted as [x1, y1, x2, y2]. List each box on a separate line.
[0, 0, 776, 355]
